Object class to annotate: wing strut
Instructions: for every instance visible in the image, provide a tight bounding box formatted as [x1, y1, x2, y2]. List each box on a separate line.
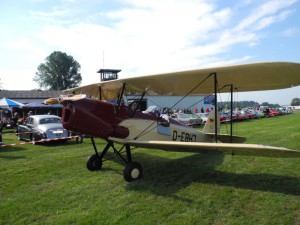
[99, 86, 102, 100]
[213, 72, 218, 143]
[230, 84, 233, 143]
[116, 83, 126, 114]
[219, 84, 238, 143]
[131, 91, 146, 117]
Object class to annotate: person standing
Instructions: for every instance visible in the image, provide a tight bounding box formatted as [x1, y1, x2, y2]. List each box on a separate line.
[12, 112, 19, 129]
[0, 120, 3, 145]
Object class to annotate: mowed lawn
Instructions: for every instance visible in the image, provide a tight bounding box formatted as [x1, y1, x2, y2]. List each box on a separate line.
[1, 112, 300, 225]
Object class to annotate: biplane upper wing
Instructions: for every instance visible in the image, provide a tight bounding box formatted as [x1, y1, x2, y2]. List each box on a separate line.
[64, 62, 300, 99]
[121, 140, 300, 158]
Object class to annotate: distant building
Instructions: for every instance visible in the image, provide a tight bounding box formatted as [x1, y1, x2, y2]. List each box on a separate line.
[126, 94, 214, 112]
[0, 90, 63, 104]
[0, 90, 63, 116]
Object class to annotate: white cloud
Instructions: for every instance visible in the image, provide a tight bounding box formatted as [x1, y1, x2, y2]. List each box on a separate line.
[281, 27, 298, 37]
[0, 0, 298, 91]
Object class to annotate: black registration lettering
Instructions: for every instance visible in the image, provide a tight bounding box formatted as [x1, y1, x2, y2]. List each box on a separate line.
[180, 132, 185, 142]
[172, 130, 196, 142]
[172, 130, 177, 141]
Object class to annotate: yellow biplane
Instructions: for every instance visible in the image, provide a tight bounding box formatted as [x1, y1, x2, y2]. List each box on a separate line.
[46, 62, 300, 182]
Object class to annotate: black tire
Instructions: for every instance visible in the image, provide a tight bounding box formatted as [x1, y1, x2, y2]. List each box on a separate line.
[86, 154, 102, 171]
[123, 162, 143, 182]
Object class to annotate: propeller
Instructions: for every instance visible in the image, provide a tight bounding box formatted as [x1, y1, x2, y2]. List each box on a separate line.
[44, 94, 86, 105]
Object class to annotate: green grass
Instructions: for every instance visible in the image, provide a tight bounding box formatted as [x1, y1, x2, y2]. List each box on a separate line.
[1, 112, 300, 225]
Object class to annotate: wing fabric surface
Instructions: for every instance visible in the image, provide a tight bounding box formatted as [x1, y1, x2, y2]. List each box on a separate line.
[64, 62, 300, 99]
[123, 140, 300, 158]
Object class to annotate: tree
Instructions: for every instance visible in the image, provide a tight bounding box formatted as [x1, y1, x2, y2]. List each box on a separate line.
[291, 98, 300, 106]
[33, 51, 82, 90]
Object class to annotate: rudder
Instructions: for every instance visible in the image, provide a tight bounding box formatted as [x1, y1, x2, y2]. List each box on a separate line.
[203, 110, 220, 134]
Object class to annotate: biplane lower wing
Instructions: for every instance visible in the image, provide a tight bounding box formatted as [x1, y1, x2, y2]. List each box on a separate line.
[205, 133, 247, 143]
[121, 140, 300, 158]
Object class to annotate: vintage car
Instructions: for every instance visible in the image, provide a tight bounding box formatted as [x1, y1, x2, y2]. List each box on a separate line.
[241, 110, 256, 119]
[187, 114, 203, 126]
[196, 113, 209, 124]
[270, 109, 280, 116]
[17, 115, 69, 143]
[174, 113, 202, 127]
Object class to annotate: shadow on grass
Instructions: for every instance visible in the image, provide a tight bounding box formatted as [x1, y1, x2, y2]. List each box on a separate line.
[0, 146, 27, 159]
[34, 140, 84, 147]
[125, 153, 300, 196]
[0, 155, 26, 160]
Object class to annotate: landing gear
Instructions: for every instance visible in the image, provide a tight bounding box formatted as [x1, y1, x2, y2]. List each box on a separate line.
[87, 137, 143, 182]
[123, 162, 143, 182]
[86, 154, 102, 171]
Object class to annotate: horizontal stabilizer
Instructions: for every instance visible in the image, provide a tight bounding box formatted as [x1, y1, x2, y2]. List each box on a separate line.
[123, 140, 300, 158]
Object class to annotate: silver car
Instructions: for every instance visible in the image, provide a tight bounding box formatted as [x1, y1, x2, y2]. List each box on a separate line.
[17, 115, 69, 143]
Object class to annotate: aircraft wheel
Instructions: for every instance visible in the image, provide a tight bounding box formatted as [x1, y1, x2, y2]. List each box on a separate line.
[86, 154, 102, 171]
[123, 162, 143, 182]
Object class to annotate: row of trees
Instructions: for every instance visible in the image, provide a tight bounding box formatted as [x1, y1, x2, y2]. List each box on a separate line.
[291, 98, 300, 106]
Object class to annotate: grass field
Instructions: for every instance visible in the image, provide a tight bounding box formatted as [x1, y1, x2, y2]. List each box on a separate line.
[1, 112, 300, 225]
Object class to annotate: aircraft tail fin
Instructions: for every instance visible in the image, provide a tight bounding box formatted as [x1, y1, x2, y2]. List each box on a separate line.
[203, 110, 220, 134]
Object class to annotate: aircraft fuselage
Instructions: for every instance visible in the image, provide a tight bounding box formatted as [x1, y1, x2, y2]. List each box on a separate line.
[61, 98, 211, 143]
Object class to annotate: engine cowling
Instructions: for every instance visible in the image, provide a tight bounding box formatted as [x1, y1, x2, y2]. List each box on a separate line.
[62, 98, 129, 139]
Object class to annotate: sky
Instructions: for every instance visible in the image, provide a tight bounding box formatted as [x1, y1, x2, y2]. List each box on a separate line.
[0, 0, 300, 105]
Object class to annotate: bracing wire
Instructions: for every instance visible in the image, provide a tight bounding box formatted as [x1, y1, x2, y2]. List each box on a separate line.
[132, 73, 215, 140]
[168, 73, 214, 111]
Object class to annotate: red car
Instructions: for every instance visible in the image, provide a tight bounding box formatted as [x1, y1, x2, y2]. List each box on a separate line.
[270, 109, 279, 116]
[243, 110, 256, 119]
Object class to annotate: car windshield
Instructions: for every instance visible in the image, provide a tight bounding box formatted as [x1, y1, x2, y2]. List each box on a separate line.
[39, 118, 61, 124]
[178, 114, 189, 119]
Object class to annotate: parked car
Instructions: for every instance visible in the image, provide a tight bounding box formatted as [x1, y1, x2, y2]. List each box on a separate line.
[174, 113, 201, 127]
[17, 115, 70, 143]
[187, 114, 203, 126]
[257, 110, 265, 118]
[196, 113, 209, 124]
[219, 113, 230, 123]
[233, 111, 248, 121]
[242, 110, 256, 119]
[261, 108, 274, 117]
[270, 109, 279, 116]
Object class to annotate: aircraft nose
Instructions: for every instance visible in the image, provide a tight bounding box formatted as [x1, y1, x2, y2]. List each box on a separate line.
[62, 102, 73, 123]
[61, 98, 129, 139]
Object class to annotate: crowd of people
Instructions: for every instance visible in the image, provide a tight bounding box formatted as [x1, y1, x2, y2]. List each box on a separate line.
[159, 106, 215, 116]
